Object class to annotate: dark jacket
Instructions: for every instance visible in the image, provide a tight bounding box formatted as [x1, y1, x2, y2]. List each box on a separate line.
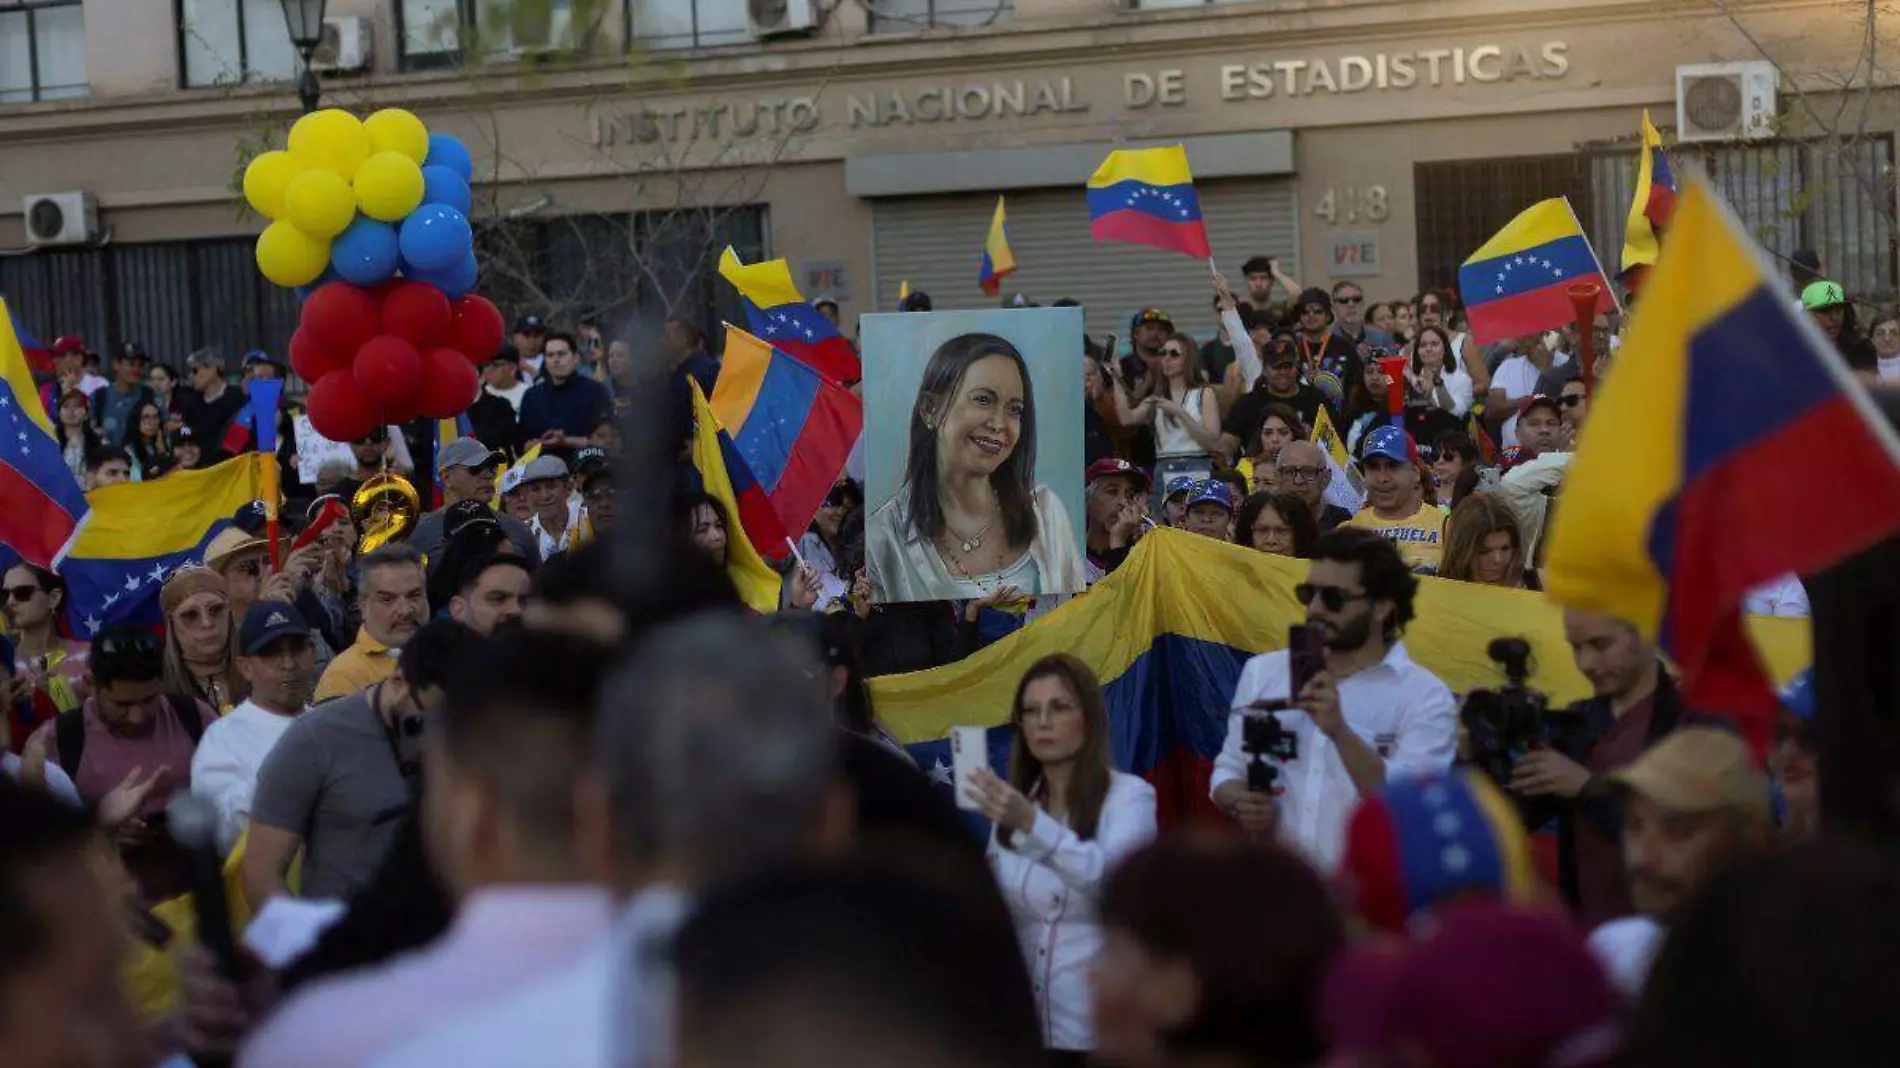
[1520, 664, 1685, 911]
[465, 391, 527, 459]
[519, 373, 613, 440]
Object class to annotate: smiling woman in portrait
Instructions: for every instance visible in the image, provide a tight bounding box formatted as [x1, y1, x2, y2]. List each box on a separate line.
[867, 332, 1086, 601]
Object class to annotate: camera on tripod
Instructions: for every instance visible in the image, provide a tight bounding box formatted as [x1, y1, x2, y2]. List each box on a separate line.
[1242, 703, 1299, 794]
[1459, 637, 1568, 789]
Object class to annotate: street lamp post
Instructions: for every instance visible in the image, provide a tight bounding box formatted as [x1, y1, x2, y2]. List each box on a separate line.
[279, 0, 329, 114]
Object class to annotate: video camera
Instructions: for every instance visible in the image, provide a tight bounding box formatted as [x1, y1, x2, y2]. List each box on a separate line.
[1459, 637, 1571, 789]
[1240, 624, 1322, 795]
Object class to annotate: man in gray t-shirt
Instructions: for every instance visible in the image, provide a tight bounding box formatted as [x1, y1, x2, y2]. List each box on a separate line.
[244, 687, 413, 903]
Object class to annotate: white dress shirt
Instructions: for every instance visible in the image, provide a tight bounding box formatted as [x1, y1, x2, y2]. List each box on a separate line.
[1743, 572, 1810, 618]
[1211, 643, 1457, 873]
[371, 885, 688, 1068]
[189, 699, 303, 855]
[988, 770, 1157, 1052]
[239, 885, 615, 1068]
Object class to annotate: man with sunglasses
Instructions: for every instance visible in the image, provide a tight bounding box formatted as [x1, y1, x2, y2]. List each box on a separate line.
[22, 625, 210, 901]
[1291, 287, 1363, 394]
[1210, 528, 1456, 871]
[411, 439, 540, 565]
[191, 603, 319, 855]
[1330, 281, 1392, 350]
[1221, 335, 1331, 463]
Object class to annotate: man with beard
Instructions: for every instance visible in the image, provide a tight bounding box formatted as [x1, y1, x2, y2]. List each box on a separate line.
[191, 603, 319, 855]
[1211, 528, 1456, 870]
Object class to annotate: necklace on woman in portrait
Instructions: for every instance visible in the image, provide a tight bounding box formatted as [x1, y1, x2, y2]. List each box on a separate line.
[946, 518, 993, 554]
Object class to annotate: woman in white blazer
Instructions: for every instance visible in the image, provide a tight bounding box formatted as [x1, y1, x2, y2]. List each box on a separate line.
[964, 653, 1158, 1063]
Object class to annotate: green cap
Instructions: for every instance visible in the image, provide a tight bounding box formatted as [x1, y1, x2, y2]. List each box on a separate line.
[1801, 280, 1846, 310]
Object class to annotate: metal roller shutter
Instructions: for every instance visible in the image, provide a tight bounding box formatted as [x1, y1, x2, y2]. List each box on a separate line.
[870, 178, 1298, 343]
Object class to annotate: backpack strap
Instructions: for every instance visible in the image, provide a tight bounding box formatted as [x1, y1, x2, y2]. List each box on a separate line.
[167, 694, 206, 744]
[54, 708, 86, 777]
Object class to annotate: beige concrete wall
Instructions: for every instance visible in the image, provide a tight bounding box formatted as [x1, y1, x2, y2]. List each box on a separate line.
[0, 0, 1888, 299]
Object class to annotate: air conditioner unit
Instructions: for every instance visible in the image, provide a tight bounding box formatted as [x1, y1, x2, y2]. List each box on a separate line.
[748, 0, 818, 39]
[311, 16, 371, 73]
[1676, 62, 1778, 143]
[22, 193, 98, 247]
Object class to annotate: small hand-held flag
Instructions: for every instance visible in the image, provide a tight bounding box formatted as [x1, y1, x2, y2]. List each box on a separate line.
[0, 297, 89, 568]
[1619, 109, 1679, 292]
[1458, 197, 1617, 345]
[1544, 175, 1900, 758]
[1086, 145, 1212, 260]
[978, 196, 1018, 297]
[718, 249, 861, 384]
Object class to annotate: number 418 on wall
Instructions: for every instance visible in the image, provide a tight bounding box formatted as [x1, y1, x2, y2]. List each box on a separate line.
[1315, 187, 1389, 224]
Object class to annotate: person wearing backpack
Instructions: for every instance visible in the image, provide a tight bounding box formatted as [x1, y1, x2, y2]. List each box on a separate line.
[22, 624, 214, 902]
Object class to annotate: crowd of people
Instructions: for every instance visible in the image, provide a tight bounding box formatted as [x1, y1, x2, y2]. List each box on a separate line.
[0, 237, 1890, 1068]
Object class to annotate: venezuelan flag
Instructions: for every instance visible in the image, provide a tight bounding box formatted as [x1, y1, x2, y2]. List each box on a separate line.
[718, 248, 861, 385]
[1310, 404, 1366, 514]
[1620, 109, 1679, 291]
[1458, 197, 1617, 345]
[0, 298, 89, 568]
[1086, 145, 1212, 260]
[4, 300, 52, 375]
[1544, 176, 1900, 757]
[689, 379, 783, 614]
[712, 326, 863, 563]
[875, 529, 1808, 826]
[978, 196, 1018, 297]
[60, 454, 270, 635]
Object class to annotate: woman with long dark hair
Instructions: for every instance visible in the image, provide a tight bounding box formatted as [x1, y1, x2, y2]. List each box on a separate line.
[868, 333, 1085, 601]
[53, 390, 99, 484]
[1439, 493, 1538, 589]
[963, 653, 1157, 1063]
[126, 401, 173, 481]
[1234, 491, 1318, 558]
[1112, 330, 1223, 501]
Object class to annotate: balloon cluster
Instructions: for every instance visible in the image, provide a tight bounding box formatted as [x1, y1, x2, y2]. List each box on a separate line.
[244, 108, 478, 297]
[293, 280, 504, 442]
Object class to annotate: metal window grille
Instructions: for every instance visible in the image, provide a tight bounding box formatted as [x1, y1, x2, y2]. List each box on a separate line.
[1413, 154, 1595, 298]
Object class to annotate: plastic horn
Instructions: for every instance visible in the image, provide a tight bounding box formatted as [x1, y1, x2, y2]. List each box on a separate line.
[1567, 281, 1603, 400]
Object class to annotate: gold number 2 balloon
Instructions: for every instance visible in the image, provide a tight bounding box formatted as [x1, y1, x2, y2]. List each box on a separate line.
[352, 473, 421, 554]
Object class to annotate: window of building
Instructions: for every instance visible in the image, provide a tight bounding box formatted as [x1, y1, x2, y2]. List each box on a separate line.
[868, 0, 1010, 32]
[626, 0, 747, 51]
[1413, 154, 1594, 295]
[401, 0, 601, 70]
[0, 0, 86, 104]
[1589, 135, 1896, 300]
[178, 0, 299, 87]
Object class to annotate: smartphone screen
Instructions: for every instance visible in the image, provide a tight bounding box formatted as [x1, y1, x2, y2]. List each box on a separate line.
[950, 726, 990, 812]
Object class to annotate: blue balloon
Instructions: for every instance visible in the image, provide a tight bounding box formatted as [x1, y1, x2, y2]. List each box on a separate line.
[399, 204, 472, 275]
[420, 165, 472, 215]
[408, 250, 479, 301]
[330, 217, 401, 287]
[424, 134, 473, 183]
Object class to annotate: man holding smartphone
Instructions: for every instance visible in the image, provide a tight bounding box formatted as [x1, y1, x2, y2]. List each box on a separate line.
[1210, 528, 1457, 871]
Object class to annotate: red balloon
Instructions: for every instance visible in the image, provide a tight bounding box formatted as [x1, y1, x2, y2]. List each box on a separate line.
[288, 328, 350, 384]
[381, 281, 452, 349]
[305, 371, 380, 443]
[444, 295, 505, 365]
[415, 346, 480, 419]
[300, 283, 381, 360]
[353, 334, 424, 405]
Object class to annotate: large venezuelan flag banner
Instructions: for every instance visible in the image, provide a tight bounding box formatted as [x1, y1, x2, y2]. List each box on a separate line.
[874, 528, 1809, 823]
[1545, 175, 1900, 758]
[1086, 146, 1212, 260]
[0, 297, 89, 568]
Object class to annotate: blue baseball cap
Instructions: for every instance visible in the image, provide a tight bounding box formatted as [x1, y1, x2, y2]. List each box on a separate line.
[1164, 475, 1198, 501]
[1185, 479, 1234, 513]
[1780, 669, 1816, 723]
[1362, 425, 1419, 465]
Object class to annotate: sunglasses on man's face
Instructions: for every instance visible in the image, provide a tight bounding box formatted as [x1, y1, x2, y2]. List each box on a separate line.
[1300, 305, 1328, 316]
[1295, 582, 1371, 612]
[1335, 295, 1364, 305]
[4, 584, 42, 604]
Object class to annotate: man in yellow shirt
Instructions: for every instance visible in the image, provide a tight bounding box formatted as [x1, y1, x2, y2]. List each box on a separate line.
[313, 543, 428, 703]
[1348, 425, 1447, 575]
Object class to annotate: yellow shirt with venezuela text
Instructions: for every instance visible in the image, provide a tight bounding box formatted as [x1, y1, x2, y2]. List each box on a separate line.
[1347, 504, 1449, 575]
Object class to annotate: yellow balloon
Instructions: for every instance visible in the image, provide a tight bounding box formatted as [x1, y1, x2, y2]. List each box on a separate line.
[365, 109, 430, 164]
[353, 151, 426, 223]
[255, 220, 331, 288]
[282, 169, 356, 239]
[288, 108, 371, 180]
[242, 150, 302, 220]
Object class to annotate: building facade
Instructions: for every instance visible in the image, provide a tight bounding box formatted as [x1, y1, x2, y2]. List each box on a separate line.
[0, 0, 1891, 358]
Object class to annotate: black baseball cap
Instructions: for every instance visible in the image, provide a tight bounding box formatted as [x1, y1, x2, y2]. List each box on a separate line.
[239, 602, 311, 656]
[513, 315, 547, 334]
